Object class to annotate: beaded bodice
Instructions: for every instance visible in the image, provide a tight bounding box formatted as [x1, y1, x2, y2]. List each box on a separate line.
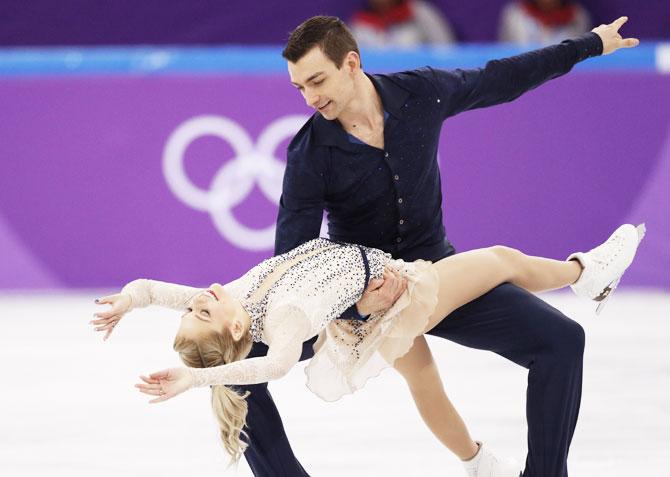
[225, 238, 390, 343]
[121, 238, 392, 388]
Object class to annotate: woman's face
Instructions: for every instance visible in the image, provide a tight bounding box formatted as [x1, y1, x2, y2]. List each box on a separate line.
[177, 283, 238, 339]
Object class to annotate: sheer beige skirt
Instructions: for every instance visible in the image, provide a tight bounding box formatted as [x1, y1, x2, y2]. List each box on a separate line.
[305, 258, 439, 402]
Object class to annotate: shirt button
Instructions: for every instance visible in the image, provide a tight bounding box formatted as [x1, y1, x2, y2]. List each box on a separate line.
[394, 174, 399, 181]
[399, 219, 404, 225]
[384, 152, 389, 158]
[397, 198, 403, 204]
[396, 237, 402, 243]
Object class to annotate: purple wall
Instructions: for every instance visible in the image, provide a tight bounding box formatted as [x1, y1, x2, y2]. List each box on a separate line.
[1, 71, 668, 290]
[1, 1, 668, 46]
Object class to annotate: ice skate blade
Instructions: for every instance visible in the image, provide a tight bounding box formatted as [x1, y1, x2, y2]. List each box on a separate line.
[595, 277, 620, 315]
[595, 223, 646, 316]
[636, 223, 646, 243]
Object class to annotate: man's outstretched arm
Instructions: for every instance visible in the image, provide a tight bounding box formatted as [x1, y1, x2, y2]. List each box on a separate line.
[431, 16, 639, 119]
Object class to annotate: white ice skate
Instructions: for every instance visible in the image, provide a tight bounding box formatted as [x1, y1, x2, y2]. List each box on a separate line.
[567, 223, 646, 315]
[462, 441, 522, 477]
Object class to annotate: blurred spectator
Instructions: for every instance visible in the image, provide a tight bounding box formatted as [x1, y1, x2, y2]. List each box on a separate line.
[349, 0, 456, 48]
[499, 0, 591, 45]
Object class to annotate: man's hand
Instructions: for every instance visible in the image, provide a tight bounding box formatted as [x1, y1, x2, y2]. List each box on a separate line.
[356, 267, 408, 316]
[592, 16, 639, 55]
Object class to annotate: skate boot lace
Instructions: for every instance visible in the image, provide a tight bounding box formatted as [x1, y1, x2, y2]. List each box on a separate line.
[587, 233, 626, 298]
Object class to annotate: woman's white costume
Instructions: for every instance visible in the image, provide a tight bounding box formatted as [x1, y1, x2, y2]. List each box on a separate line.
[122, 238, 439, 401]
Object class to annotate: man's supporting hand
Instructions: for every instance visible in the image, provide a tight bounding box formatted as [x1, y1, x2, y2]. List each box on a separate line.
[356, 267, 408, 316]
[592, 16, 640, 55]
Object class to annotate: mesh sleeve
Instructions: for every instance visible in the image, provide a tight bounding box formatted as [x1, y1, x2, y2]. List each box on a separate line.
[188, 307, 310, 386]
[121, 279, 204, 311]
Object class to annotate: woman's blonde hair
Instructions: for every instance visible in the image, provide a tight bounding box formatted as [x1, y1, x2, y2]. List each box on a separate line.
[173, 327, 253, 462]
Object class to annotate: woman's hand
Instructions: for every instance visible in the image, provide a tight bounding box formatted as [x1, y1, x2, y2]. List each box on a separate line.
[91, 293, 132, 341]
[134, 368, 195, 403]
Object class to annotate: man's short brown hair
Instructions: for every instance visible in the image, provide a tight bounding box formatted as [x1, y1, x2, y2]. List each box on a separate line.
[282, 16, 361, 68]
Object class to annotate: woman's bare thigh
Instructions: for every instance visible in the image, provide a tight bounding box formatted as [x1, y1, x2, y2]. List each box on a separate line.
[423, 247, 512, 333]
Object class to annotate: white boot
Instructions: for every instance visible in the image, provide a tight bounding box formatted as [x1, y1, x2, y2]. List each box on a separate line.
[462, 441, 522, 477]
[567, 223, 646, 315]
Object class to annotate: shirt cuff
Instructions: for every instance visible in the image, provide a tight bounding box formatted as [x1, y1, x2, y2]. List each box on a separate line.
[565, 32, 604, 61]
[342, 303, 370, 321]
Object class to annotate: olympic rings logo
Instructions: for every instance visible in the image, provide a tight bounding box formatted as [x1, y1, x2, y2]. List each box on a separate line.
[162, 114, 310, 251]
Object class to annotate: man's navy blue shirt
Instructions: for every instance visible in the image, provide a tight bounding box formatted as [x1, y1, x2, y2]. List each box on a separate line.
[275, 33, 602, 319]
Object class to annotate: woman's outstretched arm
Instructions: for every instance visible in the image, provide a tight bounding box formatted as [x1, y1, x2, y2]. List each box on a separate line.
[91, 279, 205, 340]
[120, 279, 204, 310]
[135, 312, 311, 403]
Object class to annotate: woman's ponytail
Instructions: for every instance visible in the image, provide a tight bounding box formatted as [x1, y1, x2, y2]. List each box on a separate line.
[174, 328, 253, 462]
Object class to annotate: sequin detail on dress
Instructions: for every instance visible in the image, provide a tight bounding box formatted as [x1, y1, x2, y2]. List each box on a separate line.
[120, 238, 440, 401]
[233, 238, 389, 343]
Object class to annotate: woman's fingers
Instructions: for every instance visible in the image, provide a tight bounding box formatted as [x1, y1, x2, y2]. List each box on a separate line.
[139, 375, 160, 385]
[137, 388, 162, 396]
[90, 315, 119, 341]
[136, 380, 171, 402]
[148, 392, 175, 404]
[94, 320, 117, 332]
[135, 383, 162, 393]
[90, 315, 118, 326]
[93, 307, 123, 319]
[94, 294, 130, 316]
[135, 380, 176, 403]
[91, 294, 129, 341]
[148, 370, 171, 381]
[137, 368, 192, 404]
[93, 310, 114, 319]
[95, 295, 114, 305]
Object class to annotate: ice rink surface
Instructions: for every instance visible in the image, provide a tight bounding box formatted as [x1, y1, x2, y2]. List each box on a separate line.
[1, 290, 668, 476]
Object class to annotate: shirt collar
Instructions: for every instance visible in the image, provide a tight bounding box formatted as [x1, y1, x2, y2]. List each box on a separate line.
[312, 72, 411, 148]
[368, 72, 411, 118]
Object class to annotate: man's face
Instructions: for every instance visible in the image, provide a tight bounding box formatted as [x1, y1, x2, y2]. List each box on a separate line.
[288, 46, 357, 120]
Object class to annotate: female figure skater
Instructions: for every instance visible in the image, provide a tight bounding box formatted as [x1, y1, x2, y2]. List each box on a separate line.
[91, 223, 644, 475]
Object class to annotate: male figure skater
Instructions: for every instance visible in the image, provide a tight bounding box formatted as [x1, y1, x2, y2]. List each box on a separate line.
[238, 15, 639, 477]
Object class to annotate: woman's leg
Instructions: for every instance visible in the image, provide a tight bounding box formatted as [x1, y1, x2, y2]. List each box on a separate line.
[423, 246, 581, 332]
[390, 247, 580, 465]
[390, 247, 578, 465]
[393, 335, 479, 460]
